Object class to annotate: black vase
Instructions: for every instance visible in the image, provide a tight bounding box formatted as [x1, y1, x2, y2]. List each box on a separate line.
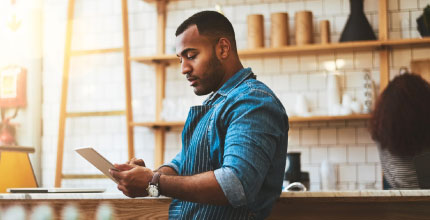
[285, 152, 302, 183]
[417, 15, 430, 37]
[340, 0, 376, 42]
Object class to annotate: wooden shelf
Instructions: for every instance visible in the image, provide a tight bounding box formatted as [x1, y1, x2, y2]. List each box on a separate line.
[238, 41, 381, 58]
[70, 48, 123, 56]
[130, 37, 430, 64]
[130, 114, 371, 129]
[62, 174, 107, 179]
[383, 37, 430, 48]
[142, 0, 176, 3]
[130, 40, 382, 64]
[130, 121, 185, 128]
[289, 114, 371, 122]
[66, 110, 125, 118]
[130, 54, 177, 64]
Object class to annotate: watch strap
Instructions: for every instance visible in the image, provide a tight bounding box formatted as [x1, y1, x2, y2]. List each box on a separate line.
[150, 172, 161, 186]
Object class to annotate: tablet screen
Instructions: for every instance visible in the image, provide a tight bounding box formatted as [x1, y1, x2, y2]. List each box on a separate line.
[75, 147, 118, 184]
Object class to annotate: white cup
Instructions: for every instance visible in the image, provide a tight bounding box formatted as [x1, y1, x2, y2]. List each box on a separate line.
[350, 101, 362, 114]
[342, 94, 352, 108]
[295, 94, 310, 116]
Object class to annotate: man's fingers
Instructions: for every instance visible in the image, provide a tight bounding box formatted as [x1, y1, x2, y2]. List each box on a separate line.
[110, 168, 127, 181]
[113, 166, 152, 198]
[118, 184, 137, 198]
[130, 158, 146, 167]
[114, 163, 134, 171]
[117, 184, 130, 197]
[126, 158, 136, 164]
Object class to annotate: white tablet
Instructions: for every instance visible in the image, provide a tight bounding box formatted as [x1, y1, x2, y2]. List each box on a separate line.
[75, 147, 119, 184]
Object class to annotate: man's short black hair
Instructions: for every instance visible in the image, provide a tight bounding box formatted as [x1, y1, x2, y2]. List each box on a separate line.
[175, 11, 237, 52]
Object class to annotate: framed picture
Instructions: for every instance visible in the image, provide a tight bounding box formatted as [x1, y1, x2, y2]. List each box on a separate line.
[0, 66, 26, 108]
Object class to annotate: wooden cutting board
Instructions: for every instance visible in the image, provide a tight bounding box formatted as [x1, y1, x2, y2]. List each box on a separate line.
[411, 59, 430, 83]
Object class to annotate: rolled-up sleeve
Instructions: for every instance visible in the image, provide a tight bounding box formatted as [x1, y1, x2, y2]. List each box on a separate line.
[159, 151, 182, 174]
[214, 167, 246, 207]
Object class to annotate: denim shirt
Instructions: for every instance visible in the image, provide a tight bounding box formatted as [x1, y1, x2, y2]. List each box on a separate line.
[164, 68, 289, 219]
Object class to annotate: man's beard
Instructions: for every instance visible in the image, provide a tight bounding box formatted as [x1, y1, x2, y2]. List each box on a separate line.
[194, 51, 224, 96]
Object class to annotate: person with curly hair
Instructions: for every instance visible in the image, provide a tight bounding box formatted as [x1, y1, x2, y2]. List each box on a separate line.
[369, 73, 430, 189]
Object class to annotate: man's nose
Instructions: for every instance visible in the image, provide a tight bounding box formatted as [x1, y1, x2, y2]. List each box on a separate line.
[181, 60, 192, 75]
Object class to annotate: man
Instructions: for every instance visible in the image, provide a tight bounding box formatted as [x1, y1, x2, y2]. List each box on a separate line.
[110, 11, 289, 219]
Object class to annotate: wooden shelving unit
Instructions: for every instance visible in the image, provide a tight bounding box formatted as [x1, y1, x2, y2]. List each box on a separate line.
[130, 38, 430, 64]
[54, 0, 134, 187]
[127, 114, 371, 130]
[130, 121, 185, 128]
[130, 40, 382, 64]
[130, 0, 429, 168]
[289, 114, 371, 122]
[384, 38, 430, 47]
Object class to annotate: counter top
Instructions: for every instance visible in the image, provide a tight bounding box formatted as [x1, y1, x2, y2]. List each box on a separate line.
[2, 190, 430, 200]
[0, 193, 155, 200]
[2, 190, 430, 219]
[281, 190, 430, 197]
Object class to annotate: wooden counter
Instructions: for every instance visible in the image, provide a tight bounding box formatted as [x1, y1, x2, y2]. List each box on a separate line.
[273, 190, 430, 220]
[1, 190, 430, 219]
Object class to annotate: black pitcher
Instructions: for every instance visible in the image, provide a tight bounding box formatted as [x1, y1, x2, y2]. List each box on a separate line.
[340, 0, 376, 42]
[285, 152, 302, 183]
[417, 5, 430, 37]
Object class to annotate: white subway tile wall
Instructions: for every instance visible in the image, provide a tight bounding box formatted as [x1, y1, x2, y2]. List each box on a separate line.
[41, 0, 430, 191]
[339, 164, 357, 182]
[348, 145, 366, 163]
[328, 146, 347, 163]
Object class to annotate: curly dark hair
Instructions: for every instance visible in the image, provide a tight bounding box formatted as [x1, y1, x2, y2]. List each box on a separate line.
[369, 73, 430, 156]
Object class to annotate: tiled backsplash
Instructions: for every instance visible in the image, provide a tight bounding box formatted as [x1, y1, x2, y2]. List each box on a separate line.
[288, 121, 381, 190]
[41, 0, 430, 191]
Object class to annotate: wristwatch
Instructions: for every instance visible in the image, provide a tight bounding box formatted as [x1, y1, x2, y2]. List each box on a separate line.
[147, 172, 161, 197]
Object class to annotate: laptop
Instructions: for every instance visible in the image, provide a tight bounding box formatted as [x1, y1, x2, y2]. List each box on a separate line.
[7, 188, 105, 193]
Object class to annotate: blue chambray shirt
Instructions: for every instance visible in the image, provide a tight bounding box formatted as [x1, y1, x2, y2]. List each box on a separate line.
[164, 67, 289, 220]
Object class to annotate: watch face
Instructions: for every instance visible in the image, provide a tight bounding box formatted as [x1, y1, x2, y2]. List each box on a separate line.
[148, 185, 159, 197]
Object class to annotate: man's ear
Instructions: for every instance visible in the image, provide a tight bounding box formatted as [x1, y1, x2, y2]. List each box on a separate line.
[217, 38, 231, 60]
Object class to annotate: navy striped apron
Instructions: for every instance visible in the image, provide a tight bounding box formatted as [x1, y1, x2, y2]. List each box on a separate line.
[168, 103, 255, 219]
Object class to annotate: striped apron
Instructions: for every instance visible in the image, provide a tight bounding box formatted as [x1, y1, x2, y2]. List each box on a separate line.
[168, 103, 255, 219]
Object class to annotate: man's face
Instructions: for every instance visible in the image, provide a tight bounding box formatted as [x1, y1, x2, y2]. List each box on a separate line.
[175, 25, 224, 96]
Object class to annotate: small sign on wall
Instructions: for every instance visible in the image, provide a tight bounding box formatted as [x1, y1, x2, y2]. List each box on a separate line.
[0, 66, 26, 108]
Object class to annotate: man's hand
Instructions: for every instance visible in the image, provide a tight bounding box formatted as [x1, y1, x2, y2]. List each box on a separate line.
[110, 164, 154, 198]
[126, 158, 146, 167]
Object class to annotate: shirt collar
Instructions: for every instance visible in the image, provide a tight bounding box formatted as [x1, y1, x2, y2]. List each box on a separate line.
[204, 68, 253, 104]
[214, 67, 253, 96]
